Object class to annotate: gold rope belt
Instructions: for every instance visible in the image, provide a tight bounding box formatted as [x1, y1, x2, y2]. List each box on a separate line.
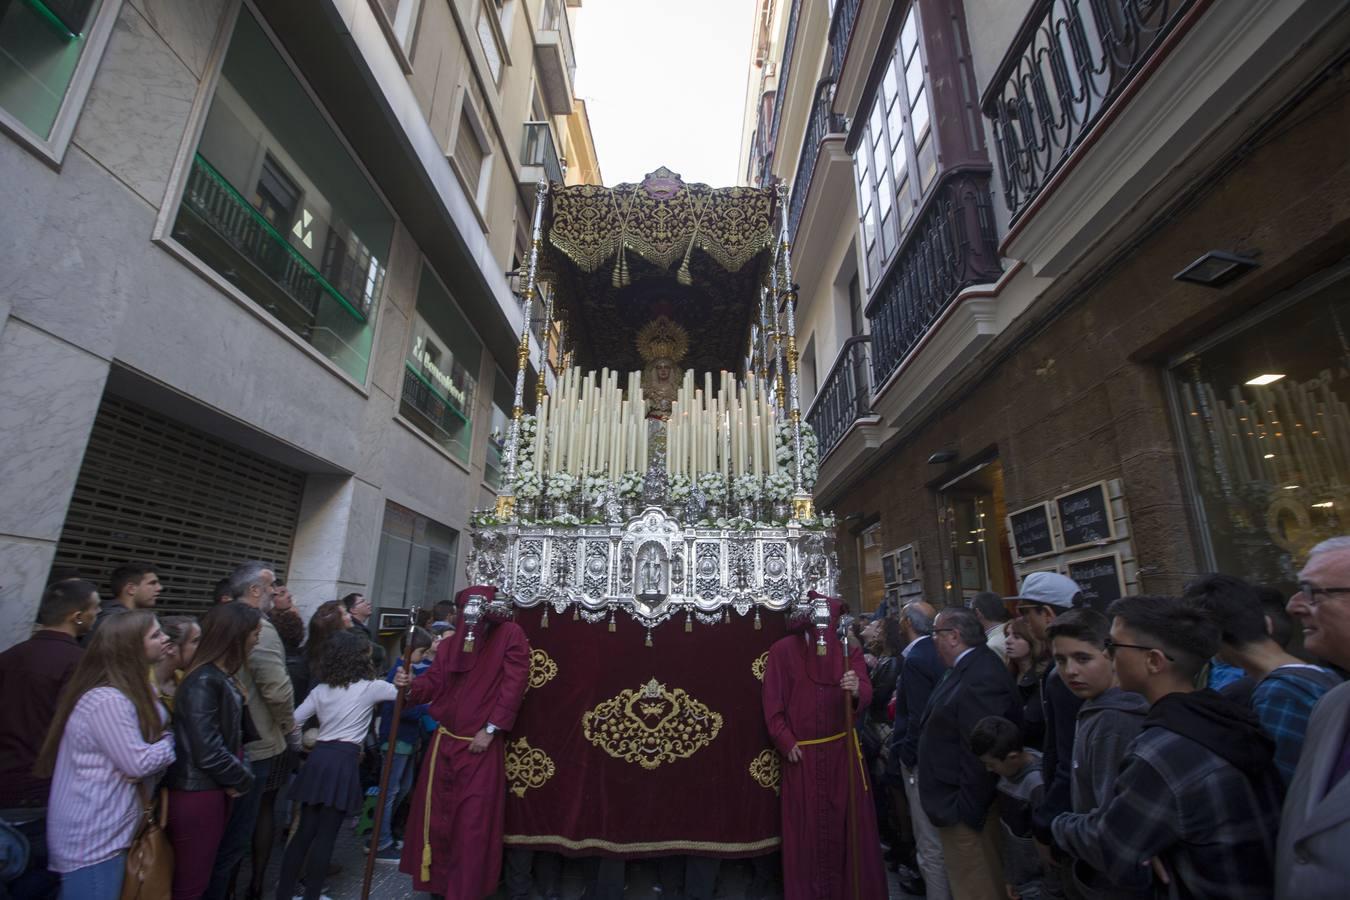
[796, 730, 869, 793]
[420, 726, 475, 881]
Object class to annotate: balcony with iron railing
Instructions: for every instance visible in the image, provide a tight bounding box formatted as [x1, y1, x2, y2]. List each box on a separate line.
[520, 121, 564, 185]
[866, 170, 1003, 389]
[807, 335, 872, 458]
[828, 0, 862, 80]
[982, 0, 1199, 223]
[788, 77, 846, 241]
[757, 0, 802, 187]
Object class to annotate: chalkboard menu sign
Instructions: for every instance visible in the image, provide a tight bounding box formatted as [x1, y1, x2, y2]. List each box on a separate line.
[1008, 502, 1055, 560]
[1067, 554, 1124, 611]
[897, 545, 918, 583]
[1055, 482, 1115, 549]
[882, 552, 898, 587]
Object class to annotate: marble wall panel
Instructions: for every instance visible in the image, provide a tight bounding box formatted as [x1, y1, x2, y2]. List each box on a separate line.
[0, 141, 57, 321]
[338, 477, 383, 586]
[0, 320, 111, 543]
[288, 474, 354, 620]
[73, 2, 199, 210]
[130, 0, 227, 78]
[0, 538, 58, 651]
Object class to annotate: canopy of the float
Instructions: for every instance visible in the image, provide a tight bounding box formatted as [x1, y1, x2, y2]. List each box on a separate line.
[539, 166, 778, 375]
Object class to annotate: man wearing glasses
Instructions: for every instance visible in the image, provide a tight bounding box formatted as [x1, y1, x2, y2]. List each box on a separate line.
[1277, 536, 1350, 899]
[1051, 595, 1281, 898]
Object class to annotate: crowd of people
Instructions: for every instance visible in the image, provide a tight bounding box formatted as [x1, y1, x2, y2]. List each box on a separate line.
[845, 538, 1350, 900]
[3, 536, 1350, 900]
[0, 561, 461, 900]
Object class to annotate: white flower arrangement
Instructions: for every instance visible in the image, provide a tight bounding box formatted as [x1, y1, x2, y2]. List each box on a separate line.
[764, 470, 794, 501]
[545, 471, 576, 501]
[513, 463, 543, 498]
[732, 473, 761, 502]
[582, 472, 610, 506]
[697, 472, 727, 500]
[773, 420, 820, 491]
[617, 470, 645, 500]
[669, 473, 692, 503]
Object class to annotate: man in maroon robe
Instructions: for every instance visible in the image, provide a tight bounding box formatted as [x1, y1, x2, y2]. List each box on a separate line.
[763, 595, 888, 900]
[399, 585, 530, 899]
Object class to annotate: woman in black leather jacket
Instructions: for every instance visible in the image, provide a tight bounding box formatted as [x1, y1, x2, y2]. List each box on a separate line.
[164, 603, 263, 900]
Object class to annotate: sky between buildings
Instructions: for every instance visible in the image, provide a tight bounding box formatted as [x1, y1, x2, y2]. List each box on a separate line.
[573, 0, 759, 188]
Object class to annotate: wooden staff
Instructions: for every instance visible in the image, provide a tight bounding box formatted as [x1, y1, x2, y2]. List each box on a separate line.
[361, 612, 420, 900]
[840, 616, 861, 900]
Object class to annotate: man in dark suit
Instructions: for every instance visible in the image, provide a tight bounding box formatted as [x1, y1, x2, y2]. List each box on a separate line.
[892, 600, 950, 899]
[919, 606, 1022, 900]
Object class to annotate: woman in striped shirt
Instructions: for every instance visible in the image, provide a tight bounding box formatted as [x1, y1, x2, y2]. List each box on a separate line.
[34, 609, 176, 900]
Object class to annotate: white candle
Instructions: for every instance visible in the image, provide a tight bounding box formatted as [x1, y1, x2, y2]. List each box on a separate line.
[752, 413, 762, 477]
[537, 396, 549, 473]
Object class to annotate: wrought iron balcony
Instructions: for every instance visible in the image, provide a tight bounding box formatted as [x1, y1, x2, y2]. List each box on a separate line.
[807, 336, 872, 458]
[983, 0, 1198, 222]
[758, 0, 802, 187]
[867, 170, 1003, 388]
[828, 0, 861, 80]
[521, 122, 564, 185]
[788, 77, 846, 242]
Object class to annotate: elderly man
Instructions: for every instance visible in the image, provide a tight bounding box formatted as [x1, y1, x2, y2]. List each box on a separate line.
[918, 606, 1022, 900]
[1277, 537, 1350, 898]
[205, 561, 296, 900]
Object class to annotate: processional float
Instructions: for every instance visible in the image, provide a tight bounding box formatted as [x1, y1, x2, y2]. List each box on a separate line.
[465, 168, 838, 859]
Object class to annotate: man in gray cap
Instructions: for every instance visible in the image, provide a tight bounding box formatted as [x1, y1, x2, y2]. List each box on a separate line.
[1007, 572, 1084, 892]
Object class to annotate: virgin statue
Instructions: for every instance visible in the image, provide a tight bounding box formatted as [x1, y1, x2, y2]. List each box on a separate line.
[636, 315, 688, 420]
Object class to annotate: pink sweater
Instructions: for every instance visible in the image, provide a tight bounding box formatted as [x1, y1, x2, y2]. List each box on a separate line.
[47, 686, 175, 872]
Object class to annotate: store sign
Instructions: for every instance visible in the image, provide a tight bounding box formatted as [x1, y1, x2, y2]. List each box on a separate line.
[411, 333, 469, 411]
[1067, 553, 1125, 611]
[1055, 481, 1115, 550]
[1008, 502, 1055, 560]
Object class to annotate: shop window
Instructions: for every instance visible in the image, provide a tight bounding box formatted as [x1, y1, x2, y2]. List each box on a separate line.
[857, 522, 885, 614]
[1171, 269, 1350, 589]
[484, 366, 514, 491]
[400, 264, 482, 463]
[0, 0, 103, 145]
[937, 458, 1014, 605]
[371, 500, 458, 611]
[170, 9, 393, 383]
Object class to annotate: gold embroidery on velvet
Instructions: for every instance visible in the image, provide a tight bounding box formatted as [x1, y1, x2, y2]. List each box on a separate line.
[528, 648, 559, 690]
[504, 738, 556, 799]
[503, 834, 781, 853]
[581, 677, 723, 770]
[548, 172, 774, 276]
[751, 651, 769, 682]
[749, 749, 781, 795]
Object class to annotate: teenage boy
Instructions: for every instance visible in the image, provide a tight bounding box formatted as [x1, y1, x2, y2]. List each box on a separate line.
[1052, 596, 1281, 899]
[1183, 573, 1341, 785]
[1046, 608, 1149, 898]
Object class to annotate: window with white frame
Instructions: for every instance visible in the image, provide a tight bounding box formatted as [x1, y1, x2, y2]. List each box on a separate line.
[852, 5, 935, 288]
[372, 0, 422, 54]
[451, 91, 491, 209]
[476, 0, 506, 84]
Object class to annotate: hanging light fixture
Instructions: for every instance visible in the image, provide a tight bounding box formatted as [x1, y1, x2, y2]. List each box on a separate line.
[1174, 251, 1259, 287]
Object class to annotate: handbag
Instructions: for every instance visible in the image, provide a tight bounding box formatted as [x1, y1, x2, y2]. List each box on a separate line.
[120, 785, 173, 900]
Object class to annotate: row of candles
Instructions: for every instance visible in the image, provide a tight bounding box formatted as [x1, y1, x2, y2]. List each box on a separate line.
[536, 368, 646, 475]
[667, 370, 779, 477]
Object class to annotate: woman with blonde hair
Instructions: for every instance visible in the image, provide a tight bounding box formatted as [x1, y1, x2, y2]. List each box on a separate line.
[35, 609, 176, 899]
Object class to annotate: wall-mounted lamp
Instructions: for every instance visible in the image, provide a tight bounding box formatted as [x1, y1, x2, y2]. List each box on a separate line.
[1174, 251, 1259, 287]
[927, 449, 958, 465]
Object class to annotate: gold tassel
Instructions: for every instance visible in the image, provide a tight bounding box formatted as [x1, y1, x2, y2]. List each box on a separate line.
[540, 607, 549, 629]
[685, 611, 692, 633]
[573, 606, 579, 621]
[817, 641, 827, 657]
[754, 608, 762, 630]
[645, 627, 653, 648]
[464, 629, 475, 653]
[608, 611, 616, 633]
[421, 842, 432, 882]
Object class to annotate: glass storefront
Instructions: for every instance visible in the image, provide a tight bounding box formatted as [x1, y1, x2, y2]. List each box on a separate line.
[0, 0, 101, 140]
[1173, 266, 1350, 590]
[937, 459, 1014, 605]
[371, 500, 458, 611]
[400, 265, 481, 463]
[171, 8, 393, 382]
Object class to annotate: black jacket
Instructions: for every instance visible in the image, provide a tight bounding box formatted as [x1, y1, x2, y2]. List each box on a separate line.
[917, 644, 1023, 830]
[166, 664, 255, 793]
[893, 635, 945, 770]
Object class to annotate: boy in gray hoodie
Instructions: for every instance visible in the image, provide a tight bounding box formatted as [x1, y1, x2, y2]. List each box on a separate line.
[1047, 609, 1150, 899]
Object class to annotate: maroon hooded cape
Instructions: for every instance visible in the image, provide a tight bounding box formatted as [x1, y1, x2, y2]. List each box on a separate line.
[762, 596, 888, 899]
[399, 586, 530, 898]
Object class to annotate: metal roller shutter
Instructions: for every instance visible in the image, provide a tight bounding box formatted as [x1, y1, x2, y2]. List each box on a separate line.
[52, 395, 305, 616]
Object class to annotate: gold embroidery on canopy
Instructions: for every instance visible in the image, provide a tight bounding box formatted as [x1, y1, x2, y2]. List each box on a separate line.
[528, 649, 558, 690]
[749, 749, 781, 795]
[581, 677, 723, 770]
[751, 651, 769, 682]
[505, 738, 556, 799]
